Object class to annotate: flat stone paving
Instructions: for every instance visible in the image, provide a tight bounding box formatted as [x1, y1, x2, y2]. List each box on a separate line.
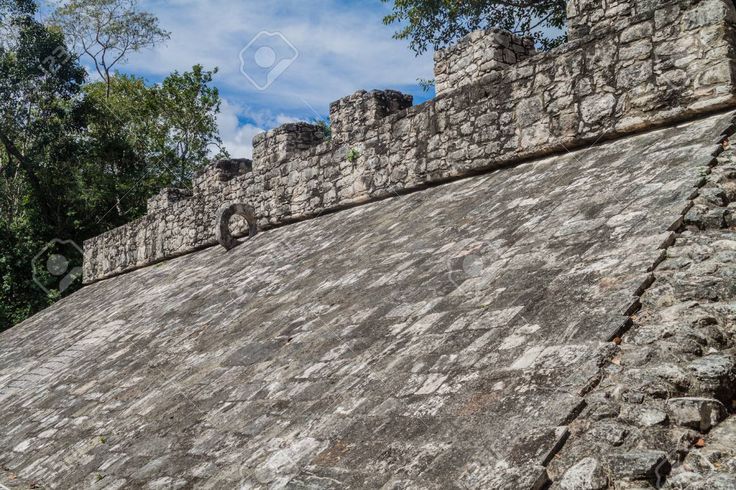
[0, 112, 733, 489]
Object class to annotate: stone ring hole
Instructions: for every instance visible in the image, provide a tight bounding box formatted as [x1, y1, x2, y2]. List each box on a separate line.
[216, 203, 258, 251]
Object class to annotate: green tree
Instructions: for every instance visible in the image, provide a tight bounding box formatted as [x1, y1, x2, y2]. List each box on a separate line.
[382, 0, 567, 55]
[148, 65, 228, 186]
[79, 66, 227, 228]
[0, 0, 86, 232]
[51, 0, 170, 96]
[0, 220, 51, 329]
[0, 0, 87, 329]
[0, 1, 227, 331]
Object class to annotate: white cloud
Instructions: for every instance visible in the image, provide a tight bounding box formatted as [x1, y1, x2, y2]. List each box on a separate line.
[121, 0, 434, 157]
[216, 99, 265, 159]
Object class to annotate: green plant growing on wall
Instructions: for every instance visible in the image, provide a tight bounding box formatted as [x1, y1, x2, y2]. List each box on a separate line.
[346, 148, 360, 163]
[310, 117, 332, 140]
[417, 78, 435, 92]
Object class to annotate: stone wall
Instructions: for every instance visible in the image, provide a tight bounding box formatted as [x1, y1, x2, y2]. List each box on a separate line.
[8, 110, 734, 489]
[567, 0, 736, 39]
[329, 90, 413, 144]
[433, 29, 536, 96]
[252, 123, 326, 166]
[83, 0, 736, 283]
[550, 122, 736, 489]
[146, 188, 193, 214]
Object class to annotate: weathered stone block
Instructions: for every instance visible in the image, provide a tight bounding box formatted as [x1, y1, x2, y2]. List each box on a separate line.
[687, 354, 736, 401]
[252, 122, 326, 168]
[329, 90, 413, 145]
[560, 457, 609, 490]
[433, 28, 535, 96]
[666, 397, 727, 431]
[146, 187, 193, 214]
[566, 0, 661, 40]
[192, 158, 252, 196]
[608, 450, 670, 481]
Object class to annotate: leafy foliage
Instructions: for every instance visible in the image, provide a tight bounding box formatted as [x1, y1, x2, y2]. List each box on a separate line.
[80, 67, 227, 227]
[417, 77, 435, 92]
[346, 148, 360, 163]
[382, 0, 567, 54]
[0, 220, 51, 329]
[0, 0, 87, 231]
[310, 117, 332, 140]
[0, 1, 226, 331]
[0, 0, 84, 327]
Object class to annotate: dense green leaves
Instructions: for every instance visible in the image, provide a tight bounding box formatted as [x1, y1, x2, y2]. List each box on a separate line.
[0, 1, 225, 331]
[0, 0, 86, 231]
[0, 220, 51, 329]
[79, 67, 226, 229]
[382, 0, 567, 54]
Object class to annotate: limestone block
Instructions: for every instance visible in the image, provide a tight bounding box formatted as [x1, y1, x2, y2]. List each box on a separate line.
[433, 28, 535, 97]
[252, 123, 326, 168]
[146, 188, 193, 214]
[329, 90, 413, 145]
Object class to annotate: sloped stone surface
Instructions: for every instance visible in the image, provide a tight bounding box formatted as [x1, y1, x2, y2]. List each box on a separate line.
[0, 112, 733, 488]
[83, 0, 736, 283]
[550, 129, 736, 489]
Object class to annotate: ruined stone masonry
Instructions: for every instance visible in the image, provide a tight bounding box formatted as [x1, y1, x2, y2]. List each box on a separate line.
[551, 124, 736, 489]
[83, 0, 736, 283]
[3, 0, 736, 489]
[3, 109, 734, 489]
[432, 29, 536, 96]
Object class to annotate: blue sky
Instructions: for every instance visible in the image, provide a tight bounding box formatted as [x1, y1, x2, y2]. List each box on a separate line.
[108, 0, 436, 158]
